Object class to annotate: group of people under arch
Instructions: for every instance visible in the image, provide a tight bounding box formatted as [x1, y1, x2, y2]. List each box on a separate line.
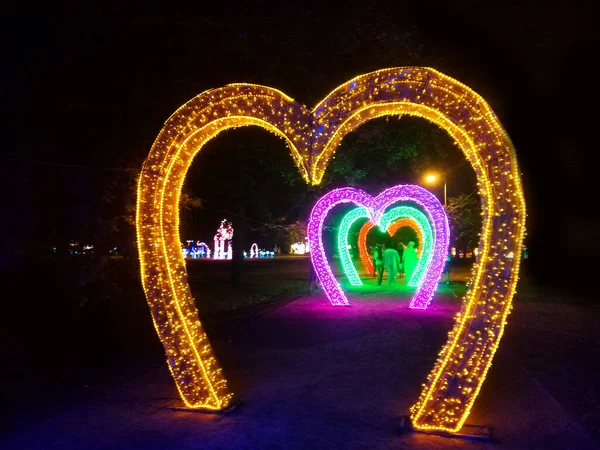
[372, 239, 451, 286]
[372, 240, 418, 286]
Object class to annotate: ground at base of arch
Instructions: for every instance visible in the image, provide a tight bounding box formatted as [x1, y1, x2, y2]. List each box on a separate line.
[2, 259, 598, 449]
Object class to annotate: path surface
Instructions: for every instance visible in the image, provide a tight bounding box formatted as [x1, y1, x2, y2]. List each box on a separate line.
[2, 275, 599, 449]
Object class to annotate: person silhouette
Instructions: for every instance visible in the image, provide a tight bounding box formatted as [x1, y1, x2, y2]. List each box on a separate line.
[402, 241, 418, 282]
[382, 241, 401, 285]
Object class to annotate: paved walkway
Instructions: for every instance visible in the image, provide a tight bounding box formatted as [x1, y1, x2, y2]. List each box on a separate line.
[2, 282, 598, 449]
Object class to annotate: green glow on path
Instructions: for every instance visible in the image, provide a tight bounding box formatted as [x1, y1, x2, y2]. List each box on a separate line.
[337, 207, 369, 286]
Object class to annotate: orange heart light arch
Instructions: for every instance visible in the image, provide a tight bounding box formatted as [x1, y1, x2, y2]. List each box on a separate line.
[357, 217, 424, 277]
[136, 67, 526, 433]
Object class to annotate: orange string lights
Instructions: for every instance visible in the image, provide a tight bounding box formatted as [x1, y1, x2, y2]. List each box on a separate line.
[387, 218, 424, 255]
[136, 67, 526, 432]
[357, 217, 424, 277]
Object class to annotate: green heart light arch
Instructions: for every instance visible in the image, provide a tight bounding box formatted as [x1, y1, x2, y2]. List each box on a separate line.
[338, 205, 436, 287]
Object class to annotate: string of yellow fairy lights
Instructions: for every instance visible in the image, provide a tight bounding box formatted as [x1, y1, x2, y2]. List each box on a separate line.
[136, 67, 526, 432]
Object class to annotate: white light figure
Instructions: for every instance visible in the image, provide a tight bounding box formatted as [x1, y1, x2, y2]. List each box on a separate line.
[213, 219, 234, 260]
[290, 238, 309, 254]
[250, 243, 258, 258]
[214, 238, 223, 259]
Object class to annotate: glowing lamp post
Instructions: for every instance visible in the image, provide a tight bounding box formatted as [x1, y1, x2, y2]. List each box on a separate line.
[424, 172, 446, 209]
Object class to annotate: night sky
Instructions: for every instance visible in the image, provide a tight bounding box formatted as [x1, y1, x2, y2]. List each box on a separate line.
[2, 1, 598, 290]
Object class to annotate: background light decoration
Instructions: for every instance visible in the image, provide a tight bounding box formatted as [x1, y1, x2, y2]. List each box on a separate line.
[213, 219, 233, 260]
[290, 240, 309, 254]
[250, 243, 258, 258]
[309, 185, 448, 309]
[136, 67, 526, 432]
[196, 242, 211, 258]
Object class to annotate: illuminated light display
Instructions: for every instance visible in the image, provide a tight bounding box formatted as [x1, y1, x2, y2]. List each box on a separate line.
[358, 221, 376, 275]
[136, 67, 526, 432]
[337, 207, 369, 285]
[184, 241, 212, 259]
[196, 242, 211, 258]
[68, 241, 80, 255]
[386, 219, 424, 257]
[245, 244, 274, 258]
[357, 216, 424, 277]
[340, 208, 429, 285]
[213, 219, 233, 260]
[310, 185, 447, 308]
[378, 205, 439, 288]
[290, 240, 310, 254]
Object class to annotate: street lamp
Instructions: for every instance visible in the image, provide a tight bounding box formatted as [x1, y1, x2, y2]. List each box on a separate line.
[423, 172, 446, 208]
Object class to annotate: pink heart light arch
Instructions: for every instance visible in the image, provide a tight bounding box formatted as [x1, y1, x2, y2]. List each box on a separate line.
[307, 184, 449, 309]
[136, 67, 526, 433]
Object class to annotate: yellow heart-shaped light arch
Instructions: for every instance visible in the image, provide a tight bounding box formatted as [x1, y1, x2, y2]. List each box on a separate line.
[136, 67, 526, 432]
